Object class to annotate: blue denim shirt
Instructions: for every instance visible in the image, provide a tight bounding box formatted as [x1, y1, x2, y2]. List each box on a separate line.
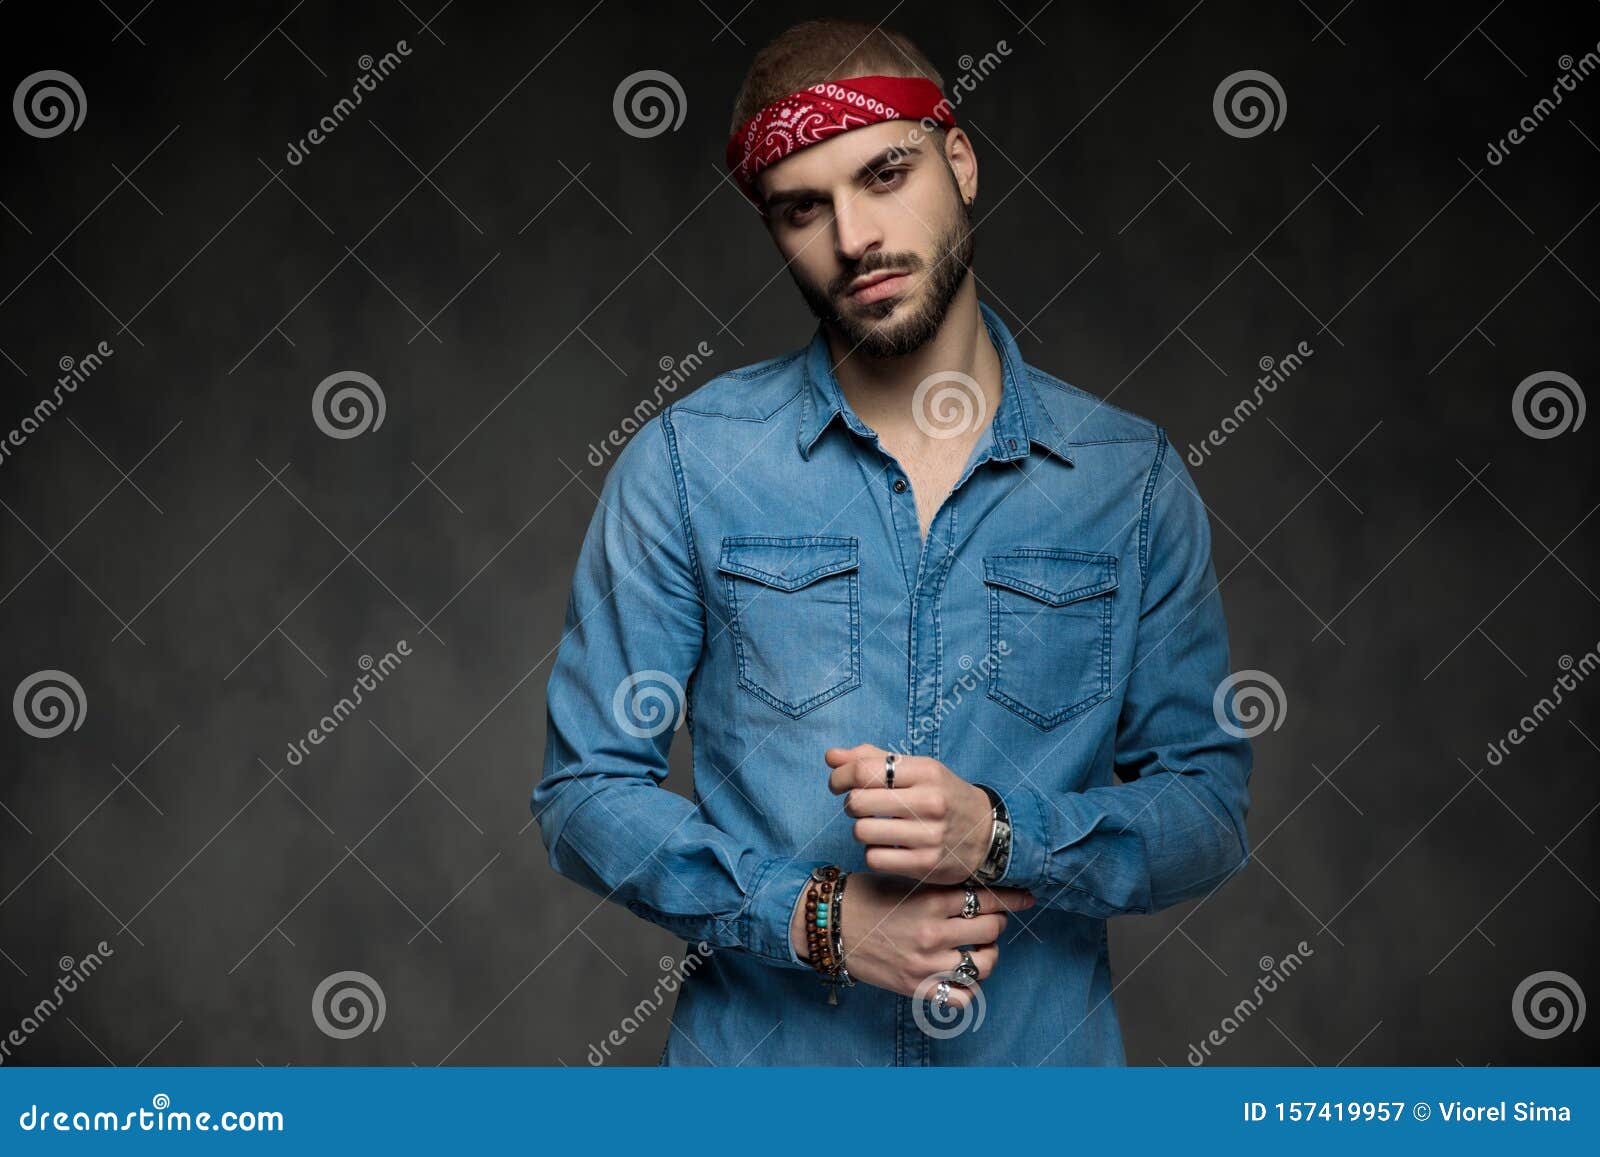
[534, 300, 1252, 1066]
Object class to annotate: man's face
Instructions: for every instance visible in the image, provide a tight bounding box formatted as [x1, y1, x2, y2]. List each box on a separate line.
[758, 122, 976, 359]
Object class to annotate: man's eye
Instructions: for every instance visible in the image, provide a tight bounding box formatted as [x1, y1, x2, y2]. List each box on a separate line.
[787, 200, 818, 224]
[870, 168, 907, 189]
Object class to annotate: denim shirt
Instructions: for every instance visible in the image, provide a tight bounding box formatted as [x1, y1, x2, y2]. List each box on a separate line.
[533, 300, 1252, 1066]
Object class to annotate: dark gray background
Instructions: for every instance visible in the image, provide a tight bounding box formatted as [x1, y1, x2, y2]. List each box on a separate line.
[0, 1, 1595, 1065]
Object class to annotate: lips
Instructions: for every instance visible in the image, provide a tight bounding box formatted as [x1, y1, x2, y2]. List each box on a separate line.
[845, 270, 911, 304]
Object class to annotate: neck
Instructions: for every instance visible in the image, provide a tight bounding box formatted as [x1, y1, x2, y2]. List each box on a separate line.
[824, 283, 1002, 450]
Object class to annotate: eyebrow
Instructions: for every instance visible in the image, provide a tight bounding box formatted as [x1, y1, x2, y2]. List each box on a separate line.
[762, 145, 924, 211]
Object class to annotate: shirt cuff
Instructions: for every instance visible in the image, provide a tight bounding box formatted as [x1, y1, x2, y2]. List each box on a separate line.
[993, 779, 1050, 892]
[741, 857, 830, 970]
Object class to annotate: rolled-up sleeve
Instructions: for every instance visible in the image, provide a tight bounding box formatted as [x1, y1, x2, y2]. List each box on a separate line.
[532, 407, 820, 969]
[996, 433, 1252, 916]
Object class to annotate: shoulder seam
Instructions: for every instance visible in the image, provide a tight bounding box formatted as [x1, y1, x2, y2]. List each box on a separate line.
[659, 405, 708, 609]
[1138, 428, 1169, 594]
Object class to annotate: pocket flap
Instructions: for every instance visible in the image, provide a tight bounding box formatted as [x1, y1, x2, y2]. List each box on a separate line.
[983, 549, 1117, 605]
[717, 536, 859, 591]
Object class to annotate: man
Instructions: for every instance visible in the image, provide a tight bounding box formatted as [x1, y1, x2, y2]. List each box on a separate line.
[533, 18, 1252, 1065]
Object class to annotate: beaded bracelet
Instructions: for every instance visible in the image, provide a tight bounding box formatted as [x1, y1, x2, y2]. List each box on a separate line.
[802, 865, 854, 1003]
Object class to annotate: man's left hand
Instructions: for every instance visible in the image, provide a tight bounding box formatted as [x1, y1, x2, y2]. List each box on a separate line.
[826, 743, 995, 885]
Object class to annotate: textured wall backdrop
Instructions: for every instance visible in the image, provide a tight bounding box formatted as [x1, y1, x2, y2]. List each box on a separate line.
[0, 2, 1595, 1066]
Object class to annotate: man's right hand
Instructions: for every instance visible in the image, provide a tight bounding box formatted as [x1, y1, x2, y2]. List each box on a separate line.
[789, 871, 1034, 1008]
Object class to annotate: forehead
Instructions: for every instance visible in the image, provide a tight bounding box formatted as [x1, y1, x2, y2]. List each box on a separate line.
[755, 120, 920, 196]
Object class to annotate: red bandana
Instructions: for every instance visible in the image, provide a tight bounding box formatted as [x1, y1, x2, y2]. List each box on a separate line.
[725, 75, 957, 206]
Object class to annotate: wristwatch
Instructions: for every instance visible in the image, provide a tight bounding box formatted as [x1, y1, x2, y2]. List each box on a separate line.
[971, 783, 1012, 885]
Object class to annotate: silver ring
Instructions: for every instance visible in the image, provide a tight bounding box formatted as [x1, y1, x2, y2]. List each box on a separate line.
[953, 949, 979, 986]
[884, 751, 897, 789]
[960, 882, 980, 918]
[935, 979, 950, 1011]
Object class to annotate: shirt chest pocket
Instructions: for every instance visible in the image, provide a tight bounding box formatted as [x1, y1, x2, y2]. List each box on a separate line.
[716, 536, 861, 718]
[982, 548, 1118, 730]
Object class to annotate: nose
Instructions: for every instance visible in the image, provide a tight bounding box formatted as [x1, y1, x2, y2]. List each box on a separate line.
[831, 196, 882, 266]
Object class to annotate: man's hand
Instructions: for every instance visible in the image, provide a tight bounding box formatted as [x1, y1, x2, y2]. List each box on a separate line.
[790, 872, 1034, 1004]
[826, 743, 996, 885]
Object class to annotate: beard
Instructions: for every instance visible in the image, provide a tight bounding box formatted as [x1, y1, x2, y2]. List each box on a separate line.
[790, 184, 976, 360]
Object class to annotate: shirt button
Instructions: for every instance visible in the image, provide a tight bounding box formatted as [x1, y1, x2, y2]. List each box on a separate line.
[892, 478, 907, 493]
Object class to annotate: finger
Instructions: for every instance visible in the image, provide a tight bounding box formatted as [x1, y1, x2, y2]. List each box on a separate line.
[852, 817, 940, 848]
[942, 884, 1037, 917]
[862, 846, 956, 877]
[932, 912, 1006, 947]
[844, 786, 933, 818]
[947, 943, 999, 982]
[826, 745, 889, 793]
[824, 743, 881, 771]
[834, 753, 927, 794]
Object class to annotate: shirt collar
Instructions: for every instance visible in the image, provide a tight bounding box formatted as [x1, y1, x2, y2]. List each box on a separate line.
[796, 298, 1075, 466]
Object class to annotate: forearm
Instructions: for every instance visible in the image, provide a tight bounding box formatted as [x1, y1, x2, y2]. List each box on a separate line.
[995, 760, 1249, 916]
[535, 765, 824, 970]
